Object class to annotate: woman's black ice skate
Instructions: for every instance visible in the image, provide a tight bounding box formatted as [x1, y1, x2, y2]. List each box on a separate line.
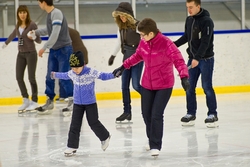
[115, 113, 132, 124]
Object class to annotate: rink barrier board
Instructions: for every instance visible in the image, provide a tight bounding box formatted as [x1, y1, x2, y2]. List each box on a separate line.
[0, 85, 249, 105]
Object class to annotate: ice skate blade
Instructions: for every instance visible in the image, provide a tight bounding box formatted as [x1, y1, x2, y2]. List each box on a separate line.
[18, 110, 26, 114]
[181, 121, 195, 126]
[151, 155, 159, 159]
[115, 120, 133, 124]
[64, 149, 76, 157]
[18, 111, 37, 117]
[37, 110, 53, 115]
[25, 108, 38, 113]
[64, 152, 76, 157]
[206, 122, 219, 128]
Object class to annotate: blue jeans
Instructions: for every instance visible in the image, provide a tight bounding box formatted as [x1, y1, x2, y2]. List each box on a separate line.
[45, 45, 73, 100]
[121, 45, 143, 114]
[186, 57, 217, 116]
[122, 61, 143, 113]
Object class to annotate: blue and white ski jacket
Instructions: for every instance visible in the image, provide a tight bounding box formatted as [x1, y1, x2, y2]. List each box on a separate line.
[54, 66, 115, 105]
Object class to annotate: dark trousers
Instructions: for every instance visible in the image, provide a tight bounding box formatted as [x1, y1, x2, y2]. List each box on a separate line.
[67, 103, 110, 149]
[16, 51, 38, 102]
[141, 87, 172, 150]
[186, 58, 217, 116]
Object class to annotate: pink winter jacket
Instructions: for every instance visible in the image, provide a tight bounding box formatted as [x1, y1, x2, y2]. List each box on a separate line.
[123, 32, 189, 90]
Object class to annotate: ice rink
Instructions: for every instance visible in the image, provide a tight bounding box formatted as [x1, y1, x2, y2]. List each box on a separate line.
[0, 93, 249, 167]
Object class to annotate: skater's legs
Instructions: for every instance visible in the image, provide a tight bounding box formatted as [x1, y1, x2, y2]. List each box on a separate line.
[56, 45, 73, 98]
[16, 52, 28, 99]
[186, 59, 200, 116]
[67, 104, 84, 148]
[149, 88, 172, 150]
[26, 51, 38, 102]
[85, 103, 109, 141]
[200, 58, 217, 116]
[141, 87, 172, 150]
[45, 50, 58, 100]
[121, 69, 132, 114]
[141, 87, 155, 140]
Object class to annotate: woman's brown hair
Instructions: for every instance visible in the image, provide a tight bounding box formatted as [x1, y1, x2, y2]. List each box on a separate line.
[16, 5, 31, 29]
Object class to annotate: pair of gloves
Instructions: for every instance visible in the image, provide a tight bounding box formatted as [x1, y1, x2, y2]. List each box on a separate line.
[112, 65, 190, 91]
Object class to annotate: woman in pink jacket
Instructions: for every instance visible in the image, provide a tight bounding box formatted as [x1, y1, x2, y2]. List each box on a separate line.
[113, 18, 190, 157]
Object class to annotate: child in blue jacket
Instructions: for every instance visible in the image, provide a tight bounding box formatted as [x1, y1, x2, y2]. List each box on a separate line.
[51, 51, 115, 156]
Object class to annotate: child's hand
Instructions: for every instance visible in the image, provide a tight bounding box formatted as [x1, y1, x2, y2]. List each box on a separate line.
[112, 65, 125, 77]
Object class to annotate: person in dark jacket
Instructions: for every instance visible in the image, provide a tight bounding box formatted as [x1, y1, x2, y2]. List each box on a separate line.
[174, 0, 218, 128]
[108, 2, 143, 123]
[2, 5, 41, 112]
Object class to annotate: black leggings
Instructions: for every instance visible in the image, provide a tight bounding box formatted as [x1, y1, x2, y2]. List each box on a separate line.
[16, 51, 38, 102]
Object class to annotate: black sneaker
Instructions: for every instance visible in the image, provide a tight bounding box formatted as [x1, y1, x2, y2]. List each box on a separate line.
[181, 114, 196, 126]
[205, 115, 219, 128]
[116, 113, 131, 122]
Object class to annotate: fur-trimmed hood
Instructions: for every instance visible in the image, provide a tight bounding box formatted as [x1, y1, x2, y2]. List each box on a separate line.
[112, 2, 137, 27]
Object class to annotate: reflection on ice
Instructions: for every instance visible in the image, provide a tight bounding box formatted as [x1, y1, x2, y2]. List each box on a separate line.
[0, 93, 250, 167]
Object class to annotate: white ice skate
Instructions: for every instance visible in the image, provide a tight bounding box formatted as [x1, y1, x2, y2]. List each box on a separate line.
[145, 143, 150, 151]
[26, 101, 39, 112]
[18, 98, 30, 114]
[151, 149, 159, 159]
[64, 148, 77, 157]
[101, 135, 111, 151]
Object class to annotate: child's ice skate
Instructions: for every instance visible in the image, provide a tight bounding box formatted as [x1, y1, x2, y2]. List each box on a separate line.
[151, 149, 159, 159]
[61, 97, 73, 117]
[36, 98, 54, 115]
[18, 98, 30, 114]
[101, 135, 111, 151]
[115, 113, 132, 124]
[64, 148, 77, 157]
